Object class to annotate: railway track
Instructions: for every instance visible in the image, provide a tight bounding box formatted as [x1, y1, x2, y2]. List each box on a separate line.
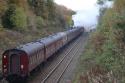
[0, 34, 81, 83]
[28, 34, 84, 83]
[41, 35, 83, 83]
[27, 35, 82, 83]
[59, 33, 88, 83]
[1, 33, 86, 83]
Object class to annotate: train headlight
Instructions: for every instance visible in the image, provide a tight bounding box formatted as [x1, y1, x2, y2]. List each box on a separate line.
[21, 65, 24, 69]
[4, 56, 6, 59]
[4, 65, 6, 68]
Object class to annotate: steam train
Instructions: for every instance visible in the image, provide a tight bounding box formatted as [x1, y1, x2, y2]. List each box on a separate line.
[2, 27, 84, 82]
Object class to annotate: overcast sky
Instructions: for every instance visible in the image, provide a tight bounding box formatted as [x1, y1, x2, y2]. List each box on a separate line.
[54, 0, 99, 28]
[54, 0, 113, 29]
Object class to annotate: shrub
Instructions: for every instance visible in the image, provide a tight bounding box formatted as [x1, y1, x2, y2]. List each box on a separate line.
[36, 16, 44, 29]
[11, 7, 27, 31]
[2, 4, 27, 31]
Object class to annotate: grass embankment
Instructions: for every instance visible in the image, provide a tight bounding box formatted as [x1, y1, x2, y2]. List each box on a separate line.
[73, 0, 125, 83]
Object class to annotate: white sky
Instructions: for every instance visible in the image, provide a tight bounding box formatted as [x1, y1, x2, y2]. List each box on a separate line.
[54, 0, 99, 28]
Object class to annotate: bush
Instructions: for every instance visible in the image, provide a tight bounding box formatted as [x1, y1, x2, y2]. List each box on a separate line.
[11, 7, 27, 31]
[2, 4, 27, 31]
[36, 16, 44, 29]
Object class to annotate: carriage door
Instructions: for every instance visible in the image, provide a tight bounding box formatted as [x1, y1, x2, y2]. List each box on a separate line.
[10, 54, 20, 74]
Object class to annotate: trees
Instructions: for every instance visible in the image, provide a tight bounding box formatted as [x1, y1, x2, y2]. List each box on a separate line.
[47, 0, 55, 20]
[2, 5, 27, 31]
[28, 0, 49, 19]
[84, 0, 125, 82]
[28, 0, 56, 20]
[0, 0, 75, 31]
[97, 0, 113, 5]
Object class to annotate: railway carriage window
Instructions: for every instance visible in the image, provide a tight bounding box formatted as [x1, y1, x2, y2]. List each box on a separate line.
[31, 55, 33, 64]
[33, 55, 35, 64]
[31, 56, 33, 65]
[49, 45, 51, 53]
[38, 50, 40, 59]
[32, 56, 33, 64]
[37, 51, 38, 60]
[49, 45, 51, 52]
[52, 44, 54, 51]
[40, 50, 41, 55]
[36, 52, 37, 60]
[35, 52, 37, 62]
[41, 49, 43, 58]
[34, 54, 36, 63]
[51, 44, 52, 52]
[37, 51, 39, 60]
[33, 56, 36, 63]
[29, 58, 30, 65]
[41, 48, 44, 56]
[51, 44, 53, 52]
[41, 49, 44, 57]
[41, 49, 43, 55]
[39, 50, 40, 54]
[46, 48, 48, 56]
[40, 49, 43, 58]
[46, 46, 48, 53]
[51, 45, 52, 52]
[38, 51, 40, 57]
[30, 57, 31, 64]
[50, 44, 51, 49]
[38, 51, 40, 59]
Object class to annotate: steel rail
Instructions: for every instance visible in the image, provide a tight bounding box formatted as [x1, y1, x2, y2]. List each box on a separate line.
[41, 35, 82, 83]
[56, 42, 80, 83]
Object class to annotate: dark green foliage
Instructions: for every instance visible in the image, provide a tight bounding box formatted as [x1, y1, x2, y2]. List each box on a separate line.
[36, 16, 44, 29]
[0, 0, 74, 31]
[28, 0, 49, 19]
[47, 0, 55, 20]
[2, 4, 27, 31]
[27, 0, 74, 27]
[11, 7, 27, 31]
[2, 5, 16, 29]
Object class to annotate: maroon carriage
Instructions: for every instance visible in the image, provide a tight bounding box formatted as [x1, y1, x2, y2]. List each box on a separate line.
[2, 27, 84, 82]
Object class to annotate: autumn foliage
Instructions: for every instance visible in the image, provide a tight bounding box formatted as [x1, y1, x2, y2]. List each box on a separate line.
[74, 0, 125, 83]
[0, 0, 75, 31]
